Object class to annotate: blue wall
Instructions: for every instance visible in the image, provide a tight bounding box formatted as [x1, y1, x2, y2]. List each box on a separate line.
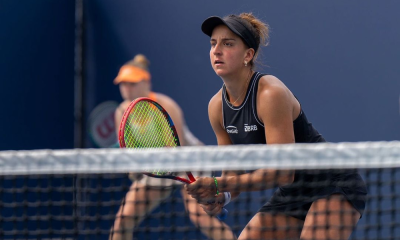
[0, 1, 75, 239]
[85, 0, 400, 146]
[0, 0, 75, 150]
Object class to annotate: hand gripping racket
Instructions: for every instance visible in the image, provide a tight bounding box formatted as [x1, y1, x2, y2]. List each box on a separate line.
[118, 97, 228, 220]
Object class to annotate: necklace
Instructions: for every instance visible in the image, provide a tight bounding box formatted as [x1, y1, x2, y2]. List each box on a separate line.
[231, 71, 253, 105]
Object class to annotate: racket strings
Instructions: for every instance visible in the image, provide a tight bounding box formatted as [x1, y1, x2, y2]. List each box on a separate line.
[123, 101, 179, 177]
[124, 102, 177, 149]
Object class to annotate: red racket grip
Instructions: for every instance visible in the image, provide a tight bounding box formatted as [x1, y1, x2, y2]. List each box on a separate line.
[186, 172, 196, 182]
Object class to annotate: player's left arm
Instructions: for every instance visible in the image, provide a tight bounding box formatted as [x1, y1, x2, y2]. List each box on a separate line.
[255, 75, 296, 184]
[257, 75, 296, 144]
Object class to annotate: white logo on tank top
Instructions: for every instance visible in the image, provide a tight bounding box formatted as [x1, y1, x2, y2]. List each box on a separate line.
[244, 124, 258, 132]
[226, 126, 238, 134]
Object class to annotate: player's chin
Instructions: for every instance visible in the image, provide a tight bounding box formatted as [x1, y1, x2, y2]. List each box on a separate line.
[213, 68, 228, 77]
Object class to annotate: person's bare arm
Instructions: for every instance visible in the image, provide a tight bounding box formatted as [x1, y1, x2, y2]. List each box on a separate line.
[208, 91, 243, 199]
[186, 91, 242, 202]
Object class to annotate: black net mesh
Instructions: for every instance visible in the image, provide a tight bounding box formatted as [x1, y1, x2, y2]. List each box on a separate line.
[0, 143, 399, 240]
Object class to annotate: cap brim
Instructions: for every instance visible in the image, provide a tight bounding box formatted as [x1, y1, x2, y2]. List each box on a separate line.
[201, 16, 243, 39]
[113, 77, 141, 85]
[201, 16, 225, 36]
[113, 65, 151, 84]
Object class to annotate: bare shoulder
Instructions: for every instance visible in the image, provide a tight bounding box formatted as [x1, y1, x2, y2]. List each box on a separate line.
[257, 75, 300, 122]
[154, 92, 181, 111]
[257, 75, 293, 101]
[208, 88, 232, 145]
[117, 100, 132, 113]
[208, 89, 224, 129]
[154, 92, 173, 104]
[208, 89, 223, 114]
[258, 75, 290, 91]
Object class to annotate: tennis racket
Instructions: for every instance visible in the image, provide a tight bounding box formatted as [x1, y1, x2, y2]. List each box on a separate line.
[118, 97, 228, 219]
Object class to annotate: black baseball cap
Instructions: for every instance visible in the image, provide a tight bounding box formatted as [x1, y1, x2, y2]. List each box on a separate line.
[201, 15, 259, 52]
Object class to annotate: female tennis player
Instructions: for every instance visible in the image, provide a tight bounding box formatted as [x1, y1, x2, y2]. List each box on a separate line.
[110, 54, 235, 240]
[186, 13, 367, 240]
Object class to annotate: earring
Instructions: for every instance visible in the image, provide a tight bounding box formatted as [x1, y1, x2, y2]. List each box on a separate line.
[244, 61, 248, 67]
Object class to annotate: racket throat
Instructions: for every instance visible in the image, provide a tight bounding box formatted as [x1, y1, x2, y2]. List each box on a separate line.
[186, 172, 196, 182]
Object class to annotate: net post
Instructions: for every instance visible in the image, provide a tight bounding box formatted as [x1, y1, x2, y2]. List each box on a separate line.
[74, 0, 86, 149]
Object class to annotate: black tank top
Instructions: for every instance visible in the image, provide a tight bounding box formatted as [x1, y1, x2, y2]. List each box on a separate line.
[222, 72, 325, 144]
[222, 72, 357, 189]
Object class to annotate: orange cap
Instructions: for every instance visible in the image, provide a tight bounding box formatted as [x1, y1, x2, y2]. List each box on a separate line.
[113, 65, 151, 84]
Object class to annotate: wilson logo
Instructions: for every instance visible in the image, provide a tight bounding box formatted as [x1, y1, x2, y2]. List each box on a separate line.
[226, 126, 238, 134]
[244, 124, 258, 132]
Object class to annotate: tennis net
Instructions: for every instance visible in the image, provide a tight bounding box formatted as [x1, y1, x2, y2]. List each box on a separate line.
[0, 141, 399, 239]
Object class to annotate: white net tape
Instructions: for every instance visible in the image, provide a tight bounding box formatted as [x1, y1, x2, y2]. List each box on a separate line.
[0, 141, 399, 175]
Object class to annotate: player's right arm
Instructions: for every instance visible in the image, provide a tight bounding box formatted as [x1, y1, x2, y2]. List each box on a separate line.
[188, 91, 243, 216]
[208, 90, 232, 146]
[208, 91, 243, 199]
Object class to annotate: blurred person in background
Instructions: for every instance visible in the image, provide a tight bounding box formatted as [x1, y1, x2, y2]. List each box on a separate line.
[109, 54, 235, 240]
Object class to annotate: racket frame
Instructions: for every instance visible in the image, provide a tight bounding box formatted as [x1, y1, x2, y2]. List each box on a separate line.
[118, 97, 195, 184]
